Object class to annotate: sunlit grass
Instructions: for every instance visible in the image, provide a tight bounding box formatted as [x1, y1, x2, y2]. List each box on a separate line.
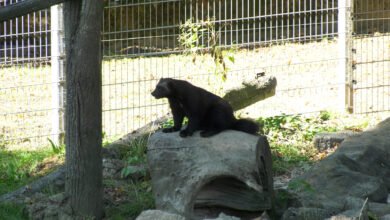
[258, 111, 371, 175]
[0, 147, 64, 195]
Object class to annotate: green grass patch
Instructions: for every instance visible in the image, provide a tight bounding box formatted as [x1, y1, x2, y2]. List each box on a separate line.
[257, 112, 355, 175]
[104, 179, 155, 220]
[105, 136, 154, 219]
[0, 203, 28, 220]
[271, 144, 312, 175]
[120, 136, 149, 178]
[0, 147, 64, 195]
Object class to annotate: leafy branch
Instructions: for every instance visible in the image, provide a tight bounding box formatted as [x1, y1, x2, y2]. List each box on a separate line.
[178, 18, 235, 81]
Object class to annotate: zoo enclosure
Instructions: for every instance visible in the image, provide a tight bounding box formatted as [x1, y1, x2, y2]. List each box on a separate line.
[0, 0, 389, 149]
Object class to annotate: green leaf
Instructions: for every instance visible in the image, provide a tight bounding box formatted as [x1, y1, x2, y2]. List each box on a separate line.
[227, 55, 235, 63]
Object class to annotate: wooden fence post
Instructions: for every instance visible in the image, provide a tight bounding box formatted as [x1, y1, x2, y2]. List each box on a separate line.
[63, 0, 104, 218]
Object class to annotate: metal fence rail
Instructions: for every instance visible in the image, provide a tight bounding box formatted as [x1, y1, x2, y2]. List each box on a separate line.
[0, 0, 389, 149]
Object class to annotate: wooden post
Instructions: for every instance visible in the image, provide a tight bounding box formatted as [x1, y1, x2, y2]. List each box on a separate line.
[338, 0, 354, 113]
[63, 0, 104, 218]
[51, 4, 65, 145]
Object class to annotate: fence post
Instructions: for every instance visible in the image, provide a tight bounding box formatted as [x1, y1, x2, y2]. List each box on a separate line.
[51, 4, 65, 145]
[338, 0, 353, 113]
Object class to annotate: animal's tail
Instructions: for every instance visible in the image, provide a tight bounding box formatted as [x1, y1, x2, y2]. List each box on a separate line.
[232, 118, 259, 135]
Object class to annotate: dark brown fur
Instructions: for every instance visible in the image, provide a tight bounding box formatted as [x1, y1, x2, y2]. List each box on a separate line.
[151, 78, 259, 137]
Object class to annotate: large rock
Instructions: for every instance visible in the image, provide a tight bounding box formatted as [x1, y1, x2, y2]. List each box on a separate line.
[286, 117, 390, 219]
[147, 131, 274, 219]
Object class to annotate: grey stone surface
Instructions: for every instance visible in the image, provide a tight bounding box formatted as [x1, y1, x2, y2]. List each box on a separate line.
[147, 131, 274, 219]
[26, 192, 75, 220]
[203, 213, 241, 220]
[369, 202, 390, 217]
[102, 158, 125, 178]
[223, 75, 277, 111]
[380, 214, 390, 220]
[288, 117, 390, 219]
[252, 211, 272, 220]
[282, 207, 332, 220]
[313, 130, 360, 152]
[328, 198, 368, 220]
[136, 210, 186, 220]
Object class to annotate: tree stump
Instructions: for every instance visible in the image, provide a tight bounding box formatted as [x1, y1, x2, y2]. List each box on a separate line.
[147, 131, 274, 219]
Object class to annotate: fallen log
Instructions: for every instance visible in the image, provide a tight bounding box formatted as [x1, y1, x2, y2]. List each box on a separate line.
[147, 131, 274, 219]
[223, 75, 277, 111]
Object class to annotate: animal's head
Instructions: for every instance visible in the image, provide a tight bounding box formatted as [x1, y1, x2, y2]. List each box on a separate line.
[151, 78, 173, 99]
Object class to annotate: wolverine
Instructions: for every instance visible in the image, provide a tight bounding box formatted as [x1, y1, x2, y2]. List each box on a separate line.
[151, 78, 259, 137]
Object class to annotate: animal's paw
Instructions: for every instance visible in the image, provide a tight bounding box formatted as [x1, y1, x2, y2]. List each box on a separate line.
[179, 130, 193, 137]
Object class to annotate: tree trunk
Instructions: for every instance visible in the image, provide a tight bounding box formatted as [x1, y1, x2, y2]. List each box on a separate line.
[64, 0, 104, 218]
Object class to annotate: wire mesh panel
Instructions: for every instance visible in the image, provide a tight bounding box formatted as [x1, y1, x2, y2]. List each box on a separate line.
[0, 0, 54, 149]
[352, 0, 390, 114]
[102, 0, 184, 138]
[101, 0, 341, 140]
[2, 0, 389, 149]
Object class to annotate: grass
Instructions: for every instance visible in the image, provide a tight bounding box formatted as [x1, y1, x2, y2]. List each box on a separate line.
[105, 136, 154, 219]
[105, 179, 155, 220]
[120, 136, 148, 178]
[0, 203, 28, 220]
[258, 111, 369, 175]
[0, 147, 64, 195]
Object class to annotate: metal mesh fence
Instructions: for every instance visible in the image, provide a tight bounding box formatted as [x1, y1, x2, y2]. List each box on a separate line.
[101, 0, 341, 139]
[0, 0, 53, 149]
[1, 0, 389, 149]
[352, 0, 390, 114]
